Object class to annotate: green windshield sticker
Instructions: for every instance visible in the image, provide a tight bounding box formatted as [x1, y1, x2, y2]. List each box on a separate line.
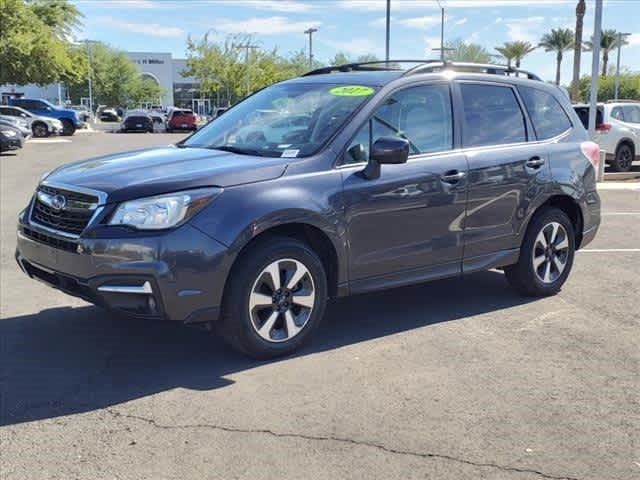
[329, 85, 375, 97]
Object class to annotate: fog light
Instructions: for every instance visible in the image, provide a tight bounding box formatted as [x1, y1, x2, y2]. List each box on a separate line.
[148, 296, 156, 312]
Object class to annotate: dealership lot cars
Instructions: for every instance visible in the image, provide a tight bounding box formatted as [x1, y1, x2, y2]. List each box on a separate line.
[1, 133, 638, 479]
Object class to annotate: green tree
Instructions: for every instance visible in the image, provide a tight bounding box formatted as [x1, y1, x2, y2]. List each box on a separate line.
[495, 41, 536, 69]
[539, 28, 574, 85]
[184, 33, 323, 105]
[0, 0, 85, 85]
[27, 0, 82, 38]
[356, 54, 379, 63]
[578, 72, 640, 102]
[67, 43, 162, 107]
[331, 52, 351, 66]
[444, 39, 492, 63]
[584, 29, 629, 77]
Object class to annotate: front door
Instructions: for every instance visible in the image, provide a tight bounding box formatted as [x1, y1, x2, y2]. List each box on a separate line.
[340, 83, 468, 286]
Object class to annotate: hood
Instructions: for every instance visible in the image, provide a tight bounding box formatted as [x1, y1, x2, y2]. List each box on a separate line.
[44, 146, 289, 203]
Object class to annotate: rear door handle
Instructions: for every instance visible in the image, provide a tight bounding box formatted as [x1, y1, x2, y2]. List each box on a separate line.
[440, 170, 466, 184]
[526, 157, 545, 169]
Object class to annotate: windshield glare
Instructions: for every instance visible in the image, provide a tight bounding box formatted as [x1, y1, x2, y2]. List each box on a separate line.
[183, 83, 377, 158]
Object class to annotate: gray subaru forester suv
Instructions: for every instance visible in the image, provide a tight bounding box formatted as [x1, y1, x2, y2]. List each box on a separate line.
[16, 61, 601, 358]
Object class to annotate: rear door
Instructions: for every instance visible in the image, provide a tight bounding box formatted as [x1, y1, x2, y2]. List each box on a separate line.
[456, 81, 552, 266]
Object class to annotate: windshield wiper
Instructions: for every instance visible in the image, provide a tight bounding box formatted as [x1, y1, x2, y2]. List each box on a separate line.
[210, 145, 267, 156]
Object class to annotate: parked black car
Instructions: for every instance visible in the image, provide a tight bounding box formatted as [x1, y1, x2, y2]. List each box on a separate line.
[0, 123, 25, 152]
[15, 61, 601, 358]
[121, 111, 154, 133]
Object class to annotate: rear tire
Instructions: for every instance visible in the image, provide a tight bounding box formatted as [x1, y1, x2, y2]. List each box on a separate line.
[611, 143, 634, 172]
[60, 119, 75, 136]
[32, 122, 49, 138]
[217, 236, 328, 359]
[505, 208, 575, 297]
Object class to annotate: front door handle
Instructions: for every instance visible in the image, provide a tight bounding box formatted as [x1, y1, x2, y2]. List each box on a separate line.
[526, 157, 545, 169]
[441, 170, 466, 184]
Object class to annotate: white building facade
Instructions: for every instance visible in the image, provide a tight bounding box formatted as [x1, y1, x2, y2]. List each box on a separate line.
[1, 51, 202, 110]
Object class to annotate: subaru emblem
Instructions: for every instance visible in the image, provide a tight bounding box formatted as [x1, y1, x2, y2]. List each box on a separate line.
[51, 194, 67, 211]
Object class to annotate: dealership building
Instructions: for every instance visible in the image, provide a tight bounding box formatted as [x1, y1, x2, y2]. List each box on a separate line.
[0, 51, 211, 113]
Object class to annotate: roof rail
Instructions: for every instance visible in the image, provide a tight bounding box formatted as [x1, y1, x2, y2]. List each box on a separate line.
[403, 61, 542, 80]
[302, 59, 441, 76]
[606, 99, 640, 104]
[302, 59, 542, 81]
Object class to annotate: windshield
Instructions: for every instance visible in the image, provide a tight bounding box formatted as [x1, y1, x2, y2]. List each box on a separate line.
[183, 83, 377, 158]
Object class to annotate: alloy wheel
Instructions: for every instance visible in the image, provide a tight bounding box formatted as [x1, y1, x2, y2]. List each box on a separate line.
[617, 146, 632, 171]
[532, 221, 570, 284]
[248, 258, 315, 343]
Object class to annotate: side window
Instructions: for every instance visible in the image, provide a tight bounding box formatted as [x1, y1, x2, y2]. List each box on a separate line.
[518, 86, 573, 140]
[611, 107, 625, 121]
[622, 106, 640, 124]
[345, 83, 453, 164]
[460, 83, 526, 147]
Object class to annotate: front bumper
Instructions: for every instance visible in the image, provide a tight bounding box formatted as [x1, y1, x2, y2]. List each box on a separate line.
[1, 136, 24, 151]
[16, 216, 233, 324]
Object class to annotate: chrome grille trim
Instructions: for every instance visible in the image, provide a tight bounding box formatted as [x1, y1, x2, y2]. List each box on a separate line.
[29, 182, 107, 239]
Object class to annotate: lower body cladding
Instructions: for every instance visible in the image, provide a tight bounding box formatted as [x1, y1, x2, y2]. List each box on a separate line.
[15, 221, 233, 325]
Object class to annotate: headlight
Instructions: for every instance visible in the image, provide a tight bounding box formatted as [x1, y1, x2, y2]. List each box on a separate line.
[1, 129, 17, 137]
[108, 188, 222, 230]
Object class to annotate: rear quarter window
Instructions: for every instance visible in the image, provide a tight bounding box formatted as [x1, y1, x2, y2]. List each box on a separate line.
[459, 83, 527, 148]
[518, 86, 572, 140]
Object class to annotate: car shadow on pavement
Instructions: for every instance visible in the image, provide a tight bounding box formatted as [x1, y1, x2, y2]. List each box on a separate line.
[1, 270, 535, 427]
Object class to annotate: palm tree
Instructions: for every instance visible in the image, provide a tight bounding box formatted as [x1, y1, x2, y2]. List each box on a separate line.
[445, 39, 492, 63]
[584, 29, 629, 77]
[539, 28, 574, 85]
[571, 0, 586, 101]
[495, 41, 536, 70]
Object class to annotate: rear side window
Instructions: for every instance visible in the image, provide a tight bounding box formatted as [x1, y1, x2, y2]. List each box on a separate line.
[622, 105, 640, 123]
[573, 107, 604, 129]
[611, 107, 624, 121]
[518, 86, 572, 140]
[460, 83, 526, 147]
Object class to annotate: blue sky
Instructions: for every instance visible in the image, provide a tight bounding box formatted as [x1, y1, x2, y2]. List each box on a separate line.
[72, 0, 640, 84]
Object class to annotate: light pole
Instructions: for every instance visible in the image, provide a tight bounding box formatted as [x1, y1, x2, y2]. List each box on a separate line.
[75, 39, 98, 115]
[588, 0, 603, 181]
[385, 0, 390, 61]
[436, 0, 444, 61]
[614, 32, 631, 100]
[234, 42, 259, 96]
[304, 27, 318, 69]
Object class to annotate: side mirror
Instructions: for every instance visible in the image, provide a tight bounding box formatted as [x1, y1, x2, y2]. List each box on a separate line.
[360, 137, 409, 180]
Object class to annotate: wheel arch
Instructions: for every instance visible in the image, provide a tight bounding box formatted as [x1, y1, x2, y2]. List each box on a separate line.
[530, 195, 584, 249]
[226, 221, 344, 300]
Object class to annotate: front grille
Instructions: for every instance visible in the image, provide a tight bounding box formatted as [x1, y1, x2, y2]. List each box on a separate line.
[30, 185, 99, 236]
[22, 227, 78, 252]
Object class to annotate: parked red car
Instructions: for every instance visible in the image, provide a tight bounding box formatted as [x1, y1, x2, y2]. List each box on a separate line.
[166, 109, 198, 132]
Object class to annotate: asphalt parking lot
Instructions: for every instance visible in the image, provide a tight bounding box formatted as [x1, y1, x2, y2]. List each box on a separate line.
[1, 132, 638, 480]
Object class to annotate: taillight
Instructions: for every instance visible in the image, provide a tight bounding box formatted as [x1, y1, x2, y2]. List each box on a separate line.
[595, 123, 612, 133]
[581, 141, 600, 169]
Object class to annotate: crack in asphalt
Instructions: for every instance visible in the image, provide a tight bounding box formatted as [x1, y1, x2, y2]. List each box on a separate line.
[105, 408, 580, 480]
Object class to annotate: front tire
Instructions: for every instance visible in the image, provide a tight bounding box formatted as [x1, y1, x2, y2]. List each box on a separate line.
[611, 143, 634, 172]
[60, 119, 75, 136]
[217, 236, 328, 359]
[505, 208, 575, 297]
[32, 122, 49, 138]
